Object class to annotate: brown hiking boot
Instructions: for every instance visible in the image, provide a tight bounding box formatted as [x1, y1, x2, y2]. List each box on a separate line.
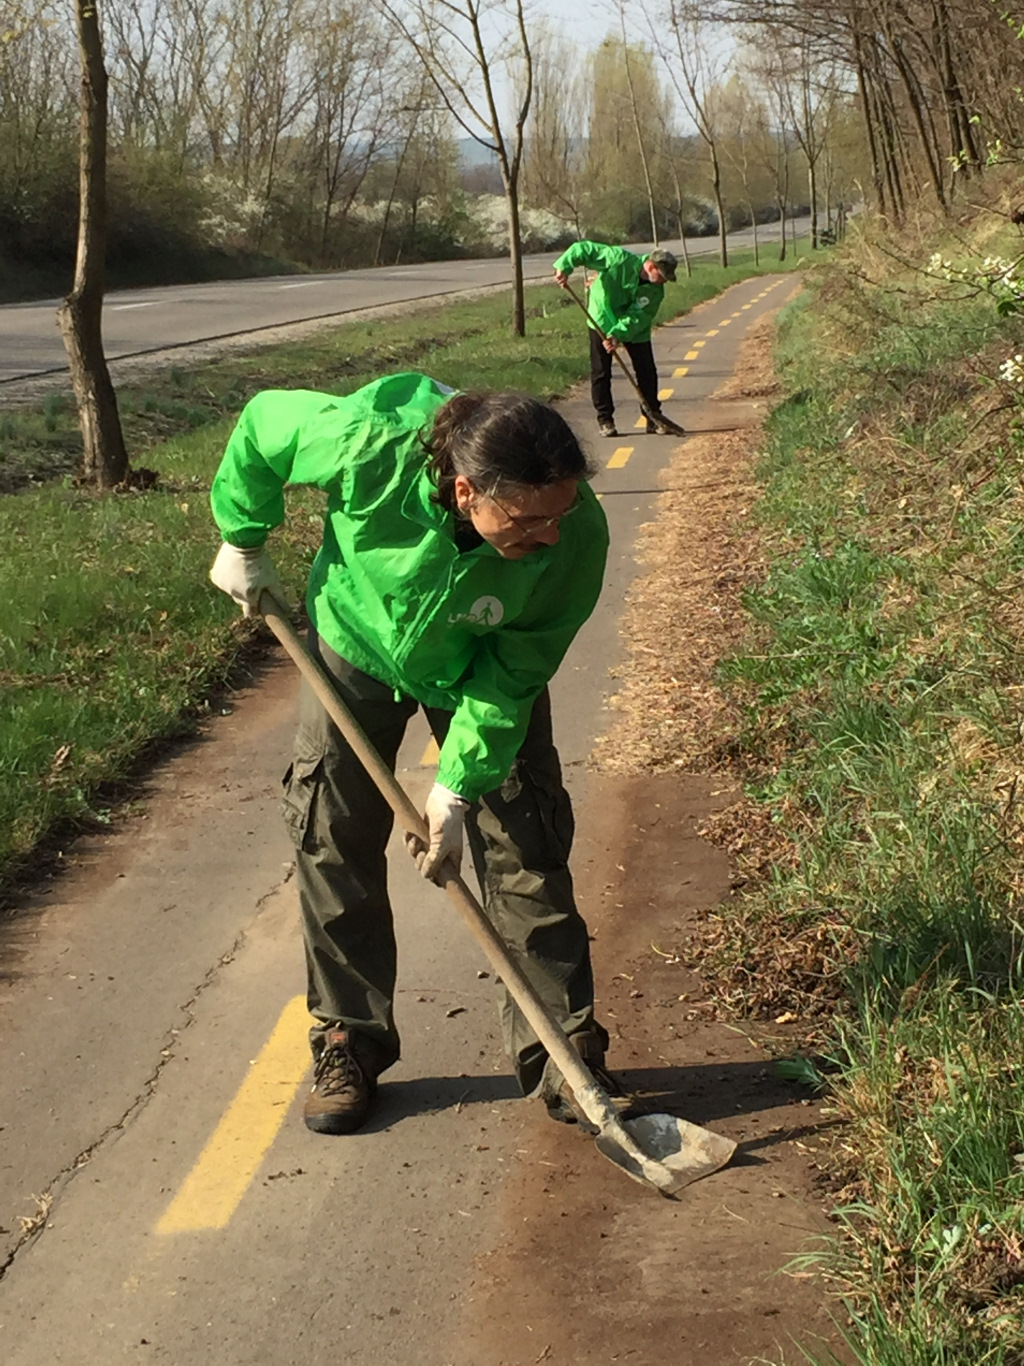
[304, 1027, 377, 1135]
[544, 1030, 631, 1131]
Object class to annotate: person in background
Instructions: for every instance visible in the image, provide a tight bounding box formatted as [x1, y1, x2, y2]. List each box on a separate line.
[208, 372, 619, 1135]
[552, 241, 679, 438]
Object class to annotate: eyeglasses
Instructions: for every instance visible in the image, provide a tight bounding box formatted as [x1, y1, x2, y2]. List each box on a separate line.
[486, 490, 582, 535]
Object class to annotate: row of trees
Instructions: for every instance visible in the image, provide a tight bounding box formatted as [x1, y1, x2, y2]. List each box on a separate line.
[2, 0, 862, 298]
[711, 0, 1024, 221]
[31, 0, 1018, 483]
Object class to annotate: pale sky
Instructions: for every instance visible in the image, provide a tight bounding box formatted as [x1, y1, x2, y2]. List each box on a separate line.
[533, 0, 622, 49]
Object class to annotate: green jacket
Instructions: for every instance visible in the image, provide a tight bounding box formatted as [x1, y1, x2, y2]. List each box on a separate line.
[553, 241, 665, 343]
[210, 372, 609, 802]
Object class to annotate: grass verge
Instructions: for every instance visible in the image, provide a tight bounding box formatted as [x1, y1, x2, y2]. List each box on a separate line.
[0, 251, 793, 899]
[698, 214, 1024, 1360]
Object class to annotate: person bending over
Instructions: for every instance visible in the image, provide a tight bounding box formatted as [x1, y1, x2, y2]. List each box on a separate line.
[209, 372, 617, 1134]
[553, 240, 679, 438]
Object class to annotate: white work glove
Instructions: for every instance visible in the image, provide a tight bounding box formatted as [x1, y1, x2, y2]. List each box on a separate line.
[405, 782, 470, 883]
[209, 541, 286, 617]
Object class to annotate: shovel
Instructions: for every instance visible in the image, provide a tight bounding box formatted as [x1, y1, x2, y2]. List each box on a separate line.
[562, 280, 687, 438]
[259, 592, 736, 1196]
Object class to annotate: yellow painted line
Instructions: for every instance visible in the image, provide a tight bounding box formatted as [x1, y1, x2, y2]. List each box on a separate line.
[684, 350, 700, 360]
[706, 329, 719, 337]
[657, 387, 673, 401]
[156, 996, 310, 1233]
[742, 303, 752, 310]
[692, 340, 706, 349]
[421, 737, 439, 765]
[634, 414, 647, 428]
[718, 319, 731, 327]
[607, 446, 634, 467]
[731, 311, 741, 318]
[672, 366, 689, 377]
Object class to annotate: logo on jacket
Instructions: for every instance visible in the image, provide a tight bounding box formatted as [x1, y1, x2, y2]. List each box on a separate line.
[449, 595, 504, 626]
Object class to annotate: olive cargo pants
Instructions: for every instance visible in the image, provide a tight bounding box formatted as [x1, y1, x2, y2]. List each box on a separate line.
[281, 636, 605, 1099]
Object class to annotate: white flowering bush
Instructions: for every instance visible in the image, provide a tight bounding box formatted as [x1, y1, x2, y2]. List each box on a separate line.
[928, 251, 1024, 316]
[197, 173, 265, 248]
[467, 194, 575, 252]
[999, 352, 1024, 385]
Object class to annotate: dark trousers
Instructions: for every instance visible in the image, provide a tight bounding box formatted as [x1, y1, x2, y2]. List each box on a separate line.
[589, 329, 662, 424]
[281, 636, 604, 1099]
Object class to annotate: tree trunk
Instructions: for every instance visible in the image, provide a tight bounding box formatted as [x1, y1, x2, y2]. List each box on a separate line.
[808, 155, 819, 248]
[777, 195, 787, 262]
[506, 175, 526, 337]
[854, 35, 886, 214]
[667, 160, 692, 276]
[749, 199, 759, 265]
[710, 149, 727, 268]
[57, 0, 129, 490]
[620, 22, 659, 246]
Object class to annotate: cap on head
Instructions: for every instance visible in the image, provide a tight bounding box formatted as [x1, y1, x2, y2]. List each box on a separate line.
[647, 248, 678, 282]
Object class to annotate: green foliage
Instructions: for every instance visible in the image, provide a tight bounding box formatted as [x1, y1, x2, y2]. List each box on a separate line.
[716, 235, 1024, 1361]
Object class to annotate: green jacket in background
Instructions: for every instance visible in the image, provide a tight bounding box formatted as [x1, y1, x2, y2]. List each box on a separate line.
[553, 241, 665, 343]
[210, 372, 609, 802]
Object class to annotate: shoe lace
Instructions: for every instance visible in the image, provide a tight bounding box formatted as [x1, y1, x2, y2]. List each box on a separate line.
[314, 1036, 364, 1094]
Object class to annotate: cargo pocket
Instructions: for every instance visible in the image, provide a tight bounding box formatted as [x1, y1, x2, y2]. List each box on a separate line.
[515, 760, 575, 868]
[281, 740, 325, 855]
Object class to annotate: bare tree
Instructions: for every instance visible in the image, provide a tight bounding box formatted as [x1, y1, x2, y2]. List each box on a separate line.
[643, 0, 732, 265]
[298, 4, 397, 263]
[521, 28, 589, 237]
[586, 34, 672, 240]
[58, 0, 129, 489]
[0, 3, 78, 218]
[661, 134, 694, 274]
[712, 73, 771, 263]
[738, 38, 801, 260]
[374, 0, 534, 335]
[618, 2, 660, 244]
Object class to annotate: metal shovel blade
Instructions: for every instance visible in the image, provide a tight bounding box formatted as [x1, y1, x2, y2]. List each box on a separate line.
[651, 415, 687, 438]
[594, 1110, 737, 1197]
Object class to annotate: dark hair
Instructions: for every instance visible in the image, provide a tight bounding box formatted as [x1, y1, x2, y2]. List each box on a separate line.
[423, 391, 596, 513]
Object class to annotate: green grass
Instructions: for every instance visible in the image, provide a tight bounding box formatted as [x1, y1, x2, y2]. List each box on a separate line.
[0, 251, 793, 896]
[1, 251, 785, 493]
[706, 234, 1024, 1361]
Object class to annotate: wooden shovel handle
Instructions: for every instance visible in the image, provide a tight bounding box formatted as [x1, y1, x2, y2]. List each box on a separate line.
[259, 593, 619, 1126]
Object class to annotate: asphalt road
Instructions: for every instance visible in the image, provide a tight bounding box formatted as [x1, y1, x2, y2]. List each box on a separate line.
[0, 276, 801, 1363]
[0, 219, 806, 382]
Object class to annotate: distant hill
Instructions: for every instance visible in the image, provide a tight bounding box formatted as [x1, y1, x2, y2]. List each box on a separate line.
[457, 137, 499, 169]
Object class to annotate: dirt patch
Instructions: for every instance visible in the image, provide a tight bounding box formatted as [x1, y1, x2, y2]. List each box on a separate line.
[455, 774, 840, 1366]
[592, 317, 778, 778]
[455, 304, 846, 1366]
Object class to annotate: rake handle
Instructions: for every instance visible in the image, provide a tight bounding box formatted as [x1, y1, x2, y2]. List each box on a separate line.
[259, 592, 618, 1126]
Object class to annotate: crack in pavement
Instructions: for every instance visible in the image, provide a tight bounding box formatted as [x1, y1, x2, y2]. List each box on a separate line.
[0, 870, 293, 1283]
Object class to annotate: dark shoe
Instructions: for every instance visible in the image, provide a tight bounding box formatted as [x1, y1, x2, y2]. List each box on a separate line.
[545, 1031, 629, 1130]
[304, 1027, 377, 1135]
[598, 419, 618, 438]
